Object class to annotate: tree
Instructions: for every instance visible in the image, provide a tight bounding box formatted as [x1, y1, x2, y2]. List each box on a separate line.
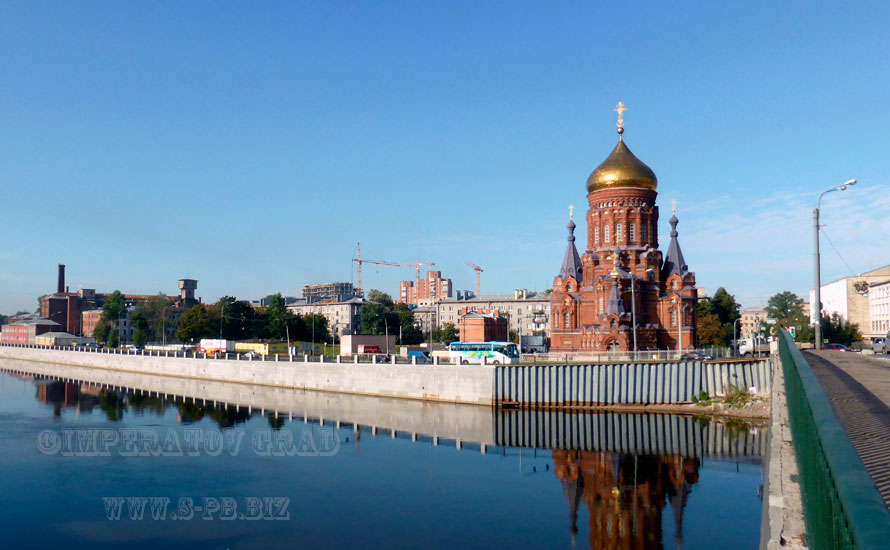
[822, 313, 862, 346]
[766, 291, 804, 326]
[176, 304, 215, 343]
[360, 290, 399, 337]
[394, 303, 422, 345]
[300, 313, 330, 343]
[696, 313, 726, 347]
[93, 320, 110, 344]
[694, 287, 741, 347]
[102, 291, 126, 322]
[130, 309, 149, 347]
[439, 322, 458, 344]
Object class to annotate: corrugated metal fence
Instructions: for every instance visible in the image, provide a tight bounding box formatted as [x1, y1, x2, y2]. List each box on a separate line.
[494, 360, 770, 408]
[495, 410, 765, 458]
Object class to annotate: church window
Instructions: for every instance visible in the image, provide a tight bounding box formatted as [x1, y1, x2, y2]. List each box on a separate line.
[564, 312, 571, 329]
[671, 309, 677, 327]
[594, 226, 599, 245]
[616, 223, 623, 242]
[598, 296, 604, 314]
[629, 223, 636, 242]
[641, 223, 648, 243]
[604, 225, 610, 243]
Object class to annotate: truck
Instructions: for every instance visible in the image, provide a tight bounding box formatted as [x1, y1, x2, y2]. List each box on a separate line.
[198, 339, 235, 358]
[738, 337, 770, 356]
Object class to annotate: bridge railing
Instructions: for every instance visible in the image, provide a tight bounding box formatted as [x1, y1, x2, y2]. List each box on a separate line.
[778, 329, 890, 549]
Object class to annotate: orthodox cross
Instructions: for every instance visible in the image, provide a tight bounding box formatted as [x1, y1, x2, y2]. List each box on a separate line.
[568, 204, 574, 221]
[671, 199, 677, 216]
[614, 101, 627, 130]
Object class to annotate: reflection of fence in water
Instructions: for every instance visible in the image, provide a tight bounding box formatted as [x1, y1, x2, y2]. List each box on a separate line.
[495, 410, 765, 459]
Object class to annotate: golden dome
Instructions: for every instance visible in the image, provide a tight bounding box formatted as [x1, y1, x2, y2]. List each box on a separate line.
[586, 138, 657, 193]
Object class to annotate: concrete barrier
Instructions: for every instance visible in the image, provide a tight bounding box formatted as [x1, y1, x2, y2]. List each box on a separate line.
[0, 345, 495, 406]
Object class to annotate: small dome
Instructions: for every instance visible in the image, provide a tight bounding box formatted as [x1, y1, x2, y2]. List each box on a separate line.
[586, 139, 657, 193]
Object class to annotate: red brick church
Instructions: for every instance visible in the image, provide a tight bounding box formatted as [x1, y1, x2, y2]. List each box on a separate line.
[550, 104, 697, 354]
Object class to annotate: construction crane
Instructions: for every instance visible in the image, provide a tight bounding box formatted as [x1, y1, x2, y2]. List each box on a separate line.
[352, 243, 434, 297]
[465, 261, 483, 297]
[413, 257, 436, 296]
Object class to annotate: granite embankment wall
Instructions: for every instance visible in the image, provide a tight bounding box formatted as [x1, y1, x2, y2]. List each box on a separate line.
[0, 345, 495, 406]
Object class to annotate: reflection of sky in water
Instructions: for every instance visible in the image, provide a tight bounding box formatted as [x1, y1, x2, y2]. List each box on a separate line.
[0, 372, 763, 549]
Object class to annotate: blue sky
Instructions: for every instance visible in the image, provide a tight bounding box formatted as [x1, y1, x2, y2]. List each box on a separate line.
[1, 2, 888, 313]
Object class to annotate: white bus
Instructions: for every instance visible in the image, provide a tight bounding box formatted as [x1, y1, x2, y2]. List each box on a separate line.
[448, 341, 519, 365]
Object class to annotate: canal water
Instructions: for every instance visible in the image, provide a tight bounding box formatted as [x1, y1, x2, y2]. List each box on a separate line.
[0, 367, 764, 549]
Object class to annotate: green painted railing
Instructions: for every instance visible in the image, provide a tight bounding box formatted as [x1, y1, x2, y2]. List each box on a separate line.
[778, 330, 890, 549]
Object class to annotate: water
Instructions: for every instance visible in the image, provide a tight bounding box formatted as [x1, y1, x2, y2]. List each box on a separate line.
[0, 364, 765, 549]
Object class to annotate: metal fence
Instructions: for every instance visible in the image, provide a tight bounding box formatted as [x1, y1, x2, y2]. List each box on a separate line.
[494, 359, 770, 407]
[778, 330, 890, 549]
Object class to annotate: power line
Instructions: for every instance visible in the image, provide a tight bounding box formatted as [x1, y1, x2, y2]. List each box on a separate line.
[820, 227, 859, 277]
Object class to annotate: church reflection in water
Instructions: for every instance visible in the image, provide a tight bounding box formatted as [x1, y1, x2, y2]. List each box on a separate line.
[553, 449, 698, 549]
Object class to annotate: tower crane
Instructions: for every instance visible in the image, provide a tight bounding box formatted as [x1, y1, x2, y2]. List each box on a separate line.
[352, 243, 434, 297]
[465, 261, 483, 297]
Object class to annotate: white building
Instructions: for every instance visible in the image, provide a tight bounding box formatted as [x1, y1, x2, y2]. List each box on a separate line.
[869, 280, 890, 338]
[810, 265, 890, 338]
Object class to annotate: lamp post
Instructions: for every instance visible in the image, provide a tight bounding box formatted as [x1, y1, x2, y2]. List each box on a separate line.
[814, 179, 856, 350]
[630, 268, 654, 360]
[733, 317, 741, 356]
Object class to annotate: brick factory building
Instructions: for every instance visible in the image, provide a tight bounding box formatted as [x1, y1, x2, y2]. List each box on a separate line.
[550, 106, 697, 354]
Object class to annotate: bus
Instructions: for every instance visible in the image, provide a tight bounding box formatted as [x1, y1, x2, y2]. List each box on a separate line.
[448, 341, 519, 365]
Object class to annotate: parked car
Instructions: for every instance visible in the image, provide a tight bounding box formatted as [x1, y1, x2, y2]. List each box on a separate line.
[680, 351, 715, 361]
[823, 343, 853, 352]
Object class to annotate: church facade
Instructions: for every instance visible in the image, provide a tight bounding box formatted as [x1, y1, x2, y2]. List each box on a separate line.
[550, 106, 697, 354]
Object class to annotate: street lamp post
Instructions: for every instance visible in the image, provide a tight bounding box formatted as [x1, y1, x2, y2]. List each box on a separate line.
[630, 268, 654, 360]
[733, 317, 741, 356]
[814, 179, 856, 350]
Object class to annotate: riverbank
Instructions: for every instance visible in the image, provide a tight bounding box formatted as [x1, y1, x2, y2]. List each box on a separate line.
[0, 344, 772, 411]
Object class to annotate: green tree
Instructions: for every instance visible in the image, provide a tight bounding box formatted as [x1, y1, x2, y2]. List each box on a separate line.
[176, 304, 215, 343]
[694, 287, 741, 347]
[301, 313, 330, 343]
[93, 320, 110, 344]
[822, 313, 862, 346]
[439, 322, 458, 344]
[696, 313, 726, 347]
[360, 290, 399, 337]
[394, 303, 422, 344]
[102, 291, 127, 322]
[131, 309, 149, 347]
[766, 291, 804, 326]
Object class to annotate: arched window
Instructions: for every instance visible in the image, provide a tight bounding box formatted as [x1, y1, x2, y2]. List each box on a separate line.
[564, 311, 571, 329]
[641, 223, 648, 243]
[598, 296, 604, 314]
[670, 308, 677, 327]
[616, 223, 623, 242]
[594, 226, 600, 245]
[629, 223, 636, 242]
[604, 225, 611, 243]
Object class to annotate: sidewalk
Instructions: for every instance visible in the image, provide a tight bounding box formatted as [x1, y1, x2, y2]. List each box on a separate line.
[802, 350, 890, 508]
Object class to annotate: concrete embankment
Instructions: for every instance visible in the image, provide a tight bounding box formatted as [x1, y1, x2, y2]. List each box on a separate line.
[0, 345, 495, 406]
[0, 345, 771, 412]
